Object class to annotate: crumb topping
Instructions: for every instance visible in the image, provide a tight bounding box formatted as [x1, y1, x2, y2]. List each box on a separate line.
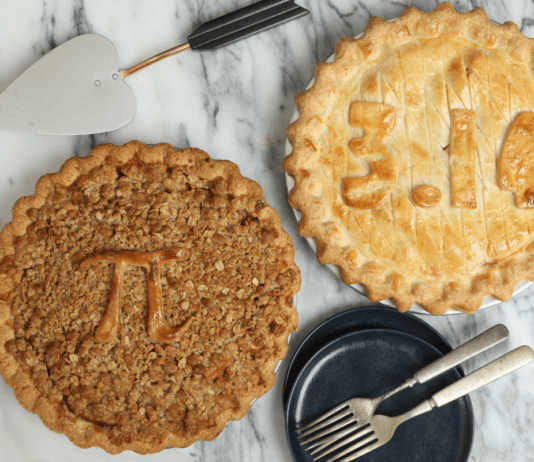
[0, 145, 299, 451]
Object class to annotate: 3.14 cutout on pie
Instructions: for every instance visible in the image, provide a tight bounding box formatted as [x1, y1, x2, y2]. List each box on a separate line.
[284, 2, 534, 314]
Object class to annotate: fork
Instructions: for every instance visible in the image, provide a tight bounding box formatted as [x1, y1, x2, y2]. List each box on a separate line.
[296, 324, 508, 451]
[309, 345, 534, 462]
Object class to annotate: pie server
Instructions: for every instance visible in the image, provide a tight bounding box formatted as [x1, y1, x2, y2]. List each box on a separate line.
[0, 0, 308, 136]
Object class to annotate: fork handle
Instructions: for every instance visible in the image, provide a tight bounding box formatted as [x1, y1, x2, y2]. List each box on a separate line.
[412, 324, 509, 384]
[430, 345, 533, 407]
[396, 346, 534, 426]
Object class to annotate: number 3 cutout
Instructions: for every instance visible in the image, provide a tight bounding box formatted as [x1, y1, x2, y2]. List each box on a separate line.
[343, 101, 397, 209]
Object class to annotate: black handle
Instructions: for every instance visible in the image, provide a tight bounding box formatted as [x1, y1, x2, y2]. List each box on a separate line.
[188, 0, 309, 50]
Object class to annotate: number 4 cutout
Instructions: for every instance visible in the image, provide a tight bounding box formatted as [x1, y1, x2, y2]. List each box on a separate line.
[499, 111, 534, 208]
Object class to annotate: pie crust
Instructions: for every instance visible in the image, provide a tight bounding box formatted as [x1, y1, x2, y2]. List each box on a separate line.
[283, 2, 534, 314]
[0, 141, 300, 453]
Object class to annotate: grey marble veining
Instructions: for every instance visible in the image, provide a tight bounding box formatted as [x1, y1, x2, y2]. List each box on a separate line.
[1, 0, 534, 461]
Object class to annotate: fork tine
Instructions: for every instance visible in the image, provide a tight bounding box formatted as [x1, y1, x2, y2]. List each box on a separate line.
[322, 432, 378, 462]
[308, 420, 366, 454]
[301, 413, 357, 446]
[337, 440, 383, 462]
[296, 402, 349, 432]
[313, 425, 374, 460]
[297, 409, 353, 439]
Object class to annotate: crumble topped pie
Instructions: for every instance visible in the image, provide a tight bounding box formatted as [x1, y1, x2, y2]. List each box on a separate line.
[283, 2, 534, 314]
[0, 142, 300, 453]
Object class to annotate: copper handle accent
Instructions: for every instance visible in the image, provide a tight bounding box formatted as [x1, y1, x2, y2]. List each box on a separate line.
[120, 42, 191, 78]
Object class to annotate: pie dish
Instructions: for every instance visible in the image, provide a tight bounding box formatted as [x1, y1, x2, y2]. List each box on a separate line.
[0, 141, 300, 453]
[283, 2, 534, 314]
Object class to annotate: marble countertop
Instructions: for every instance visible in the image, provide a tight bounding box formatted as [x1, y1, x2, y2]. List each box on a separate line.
[1, 0, 534, 461]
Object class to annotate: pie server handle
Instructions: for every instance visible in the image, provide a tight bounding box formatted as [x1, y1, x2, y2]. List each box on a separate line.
[120, 0, 309, 78]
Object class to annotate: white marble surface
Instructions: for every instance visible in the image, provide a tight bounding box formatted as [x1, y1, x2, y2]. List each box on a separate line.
[1, 0, 534, 461]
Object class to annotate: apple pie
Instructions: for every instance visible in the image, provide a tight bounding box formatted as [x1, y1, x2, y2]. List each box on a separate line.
[0, 141, 300, 453]
[284, 2, 534, 314]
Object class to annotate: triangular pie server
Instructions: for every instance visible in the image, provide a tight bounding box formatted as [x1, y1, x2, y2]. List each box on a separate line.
[0, 0, 308, 136]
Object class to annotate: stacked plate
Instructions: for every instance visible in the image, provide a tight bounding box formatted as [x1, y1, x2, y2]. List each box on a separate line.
[283, 306, 474, 462]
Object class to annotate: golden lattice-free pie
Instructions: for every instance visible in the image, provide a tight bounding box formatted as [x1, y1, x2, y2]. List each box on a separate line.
[284, 2, 534, 314]
[0, 142, 300, 453]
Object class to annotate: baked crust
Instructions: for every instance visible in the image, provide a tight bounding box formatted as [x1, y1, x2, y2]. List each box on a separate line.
[283, 2, 534, 314]
[0, 141, 300, 453]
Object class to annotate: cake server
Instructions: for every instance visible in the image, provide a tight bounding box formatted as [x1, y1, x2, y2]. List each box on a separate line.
[0, 0, 308, 136]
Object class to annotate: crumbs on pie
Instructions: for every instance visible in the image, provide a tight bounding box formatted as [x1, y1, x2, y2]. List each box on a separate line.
[0, 141, 300, 453]
[283, 2, 534, 314]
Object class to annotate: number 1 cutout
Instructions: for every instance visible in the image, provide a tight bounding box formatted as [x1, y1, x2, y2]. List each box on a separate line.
[449, 109, 477, 209]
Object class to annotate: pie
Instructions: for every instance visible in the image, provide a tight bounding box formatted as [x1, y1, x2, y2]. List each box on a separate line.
[283, 2, 534, 314]
[0, 141, 300, 453]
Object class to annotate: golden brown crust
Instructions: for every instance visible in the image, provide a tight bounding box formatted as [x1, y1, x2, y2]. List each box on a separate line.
[0, 141, 300, 453]
[283, 2, 534, 314]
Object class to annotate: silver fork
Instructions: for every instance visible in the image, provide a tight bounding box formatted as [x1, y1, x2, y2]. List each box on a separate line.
[296, 324, 508, 451]
[310, 345, 534, 462]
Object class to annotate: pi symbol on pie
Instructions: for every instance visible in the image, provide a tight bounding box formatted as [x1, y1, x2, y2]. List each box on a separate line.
[344, 101, 534, 210]
[80, 248, 193, 343]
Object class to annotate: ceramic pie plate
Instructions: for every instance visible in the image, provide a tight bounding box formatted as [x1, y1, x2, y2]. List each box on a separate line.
[283, 28, 533, 315]
[285, 329, 474, 462]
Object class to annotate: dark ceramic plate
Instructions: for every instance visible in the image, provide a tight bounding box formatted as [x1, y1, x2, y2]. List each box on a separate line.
[283, 306, 462, 409]
[285, 329, 473, 462]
